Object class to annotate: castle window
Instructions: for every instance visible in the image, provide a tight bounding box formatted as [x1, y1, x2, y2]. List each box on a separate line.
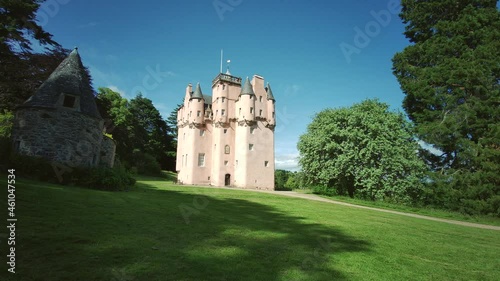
[200, 129, 205, 136]
[272, 112, 275, 118]
[197, 110, 201, 117]
[63, 95, 76, 108]
[190, 111, 192, 117]
[198, 153, 205, 167]
[221, 109, 225, 116]
[224, 161, 228, 166]
[250, 107, 254, 114]
[224, 129, 227, 134]
[225, 145, 230, 154]
[239, 108, 241, 115]
[249, 144, 254, 151]
[259, 109, 263, 116]
[259, 96, 263, 102]
[250, 127, 255, 134]
[265, 161, 269, 167]
[216, 110, 219, 116]
[223, 85, 226, 90]
[236, 160, 238, 166]
[222, 97, 225, 103]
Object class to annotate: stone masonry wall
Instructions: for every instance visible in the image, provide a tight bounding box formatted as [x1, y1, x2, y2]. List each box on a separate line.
[12, 107, 104, 168]
[99, 136, 116, 168]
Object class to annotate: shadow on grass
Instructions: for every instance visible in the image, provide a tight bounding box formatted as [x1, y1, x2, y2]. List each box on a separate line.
[9, 179, 371, 281]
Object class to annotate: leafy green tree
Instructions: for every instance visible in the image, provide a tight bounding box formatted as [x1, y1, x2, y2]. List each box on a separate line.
[129, 94, 175, 171]
[298, 99, 427, 203]
[392, 0, 500, 214]
[275, 169, 291, 189]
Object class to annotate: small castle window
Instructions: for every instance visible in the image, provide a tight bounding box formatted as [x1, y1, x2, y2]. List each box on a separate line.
[224, 161, 228, 166]
[223, 85, 226, 90]
[250, 107, 254, 114]
[221, 109, 225, 116]
[222, 97, 225, 103]
[272, 112, 275, 118]
[250, 127, 255, 134]
[224, 129, 228, 134]
[225, 145, 230, 154]
[198, 153, 205, 167]
[197, 110, 201, 117]
[249, 144, 254, 151]
[63, 95, 76, 108]
[259, 96, 263, 102]
[259, 109, 263, 116]
[265, 161, 269, 167]
[200, 130, 205, 136]
[239, 108, 241, 115]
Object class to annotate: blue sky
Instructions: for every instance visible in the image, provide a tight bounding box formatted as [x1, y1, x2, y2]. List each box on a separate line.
[36, 0, 410, 170]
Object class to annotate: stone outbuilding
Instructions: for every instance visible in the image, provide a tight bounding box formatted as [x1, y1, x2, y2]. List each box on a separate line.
[11, 48, 115, 168]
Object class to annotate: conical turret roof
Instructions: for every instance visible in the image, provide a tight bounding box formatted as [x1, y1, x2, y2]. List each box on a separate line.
[21, 48, 101, 118]
[266, 83, 275, 101]
[240, 77, 255, 96]
[191, 83, 204, 100]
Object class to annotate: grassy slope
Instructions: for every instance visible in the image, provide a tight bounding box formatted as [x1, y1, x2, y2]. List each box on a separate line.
[0, 176, 499, 281]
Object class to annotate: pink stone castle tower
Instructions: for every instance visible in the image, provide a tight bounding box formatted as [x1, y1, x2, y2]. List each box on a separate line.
[176, 71, 276, 190]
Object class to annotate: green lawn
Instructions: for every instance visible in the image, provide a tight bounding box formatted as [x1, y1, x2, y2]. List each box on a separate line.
[1, 176, 499, 281]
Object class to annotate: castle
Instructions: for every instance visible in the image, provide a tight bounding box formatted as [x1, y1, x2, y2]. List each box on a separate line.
[11, 48, 116, 168]
[176, 72, 276, 190]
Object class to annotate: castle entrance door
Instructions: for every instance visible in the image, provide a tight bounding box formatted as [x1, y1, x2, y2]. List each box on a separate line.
[225, 174, 231, 186]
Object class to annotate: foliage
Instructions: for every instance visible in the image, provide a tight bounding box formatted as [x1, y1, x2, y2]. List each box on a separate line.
[298, 99, 427, 203]
[275, 169, 291, 189]
[131, 149, 162, 176]
[392, 0, 500, 215]
[95, 88, 176, 173]
[9, 154, 135, 191]
[71, 166, 136, 191]
[0, 0, 73, 111]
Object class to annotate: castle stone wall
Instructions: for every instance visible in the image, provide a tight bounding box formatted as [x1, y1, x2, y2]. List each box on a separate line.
[12, 107, 106, 168]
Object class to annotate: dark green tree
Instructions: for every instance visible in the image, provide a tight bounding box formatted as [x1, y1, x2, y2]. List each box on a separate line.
[298, 99, 427, 203]
[392, 0, 500, 215]
[129, 94, 176, 171]
[275, 169, 291, 189]
[0, 0, 70, 111]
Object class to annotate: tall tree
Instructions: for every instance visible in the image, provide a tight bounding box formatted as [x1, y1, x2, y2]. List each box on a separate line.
[298, 100, 427, 203]
[392, 0, 500, 215]
[0, 0, 70, 111]
[129, 94, 175, 170]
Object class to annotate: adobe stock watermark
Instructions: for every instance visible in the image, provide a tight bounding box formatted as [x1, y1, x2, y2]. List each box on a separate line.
[36, 0, 71, 27]
[301, 235, 333, 270]
[129, 64, 174, 97]
[179, 195, 210, 224]
[213, 0, 243, 21]
[339, 0, 401, 64]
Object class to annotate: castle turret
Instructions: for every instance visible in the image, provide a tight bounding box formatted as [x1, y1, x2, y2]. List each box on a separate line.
[237, 77, 256, 122]
[266, 83, 276, 128]
[189, 83, 205, 125]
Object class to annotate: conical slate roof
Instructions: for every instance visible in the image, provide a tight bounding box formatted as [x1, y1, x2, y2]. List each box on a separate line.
[240, 77, 255, 96]
[21, 48, 101, 119]
[191, 83, 204, 100]
[266, 83, 275, 101]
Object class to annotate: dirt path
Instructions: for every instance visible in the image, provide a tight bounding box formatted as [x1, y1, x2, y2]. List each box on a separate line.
[203, 186, 500, 231]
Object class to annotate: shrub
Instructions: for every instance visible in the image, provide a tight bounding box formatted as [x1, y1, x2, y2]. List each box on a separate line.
[9, 154, 135, 191]
[74, 166, 136, 191]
